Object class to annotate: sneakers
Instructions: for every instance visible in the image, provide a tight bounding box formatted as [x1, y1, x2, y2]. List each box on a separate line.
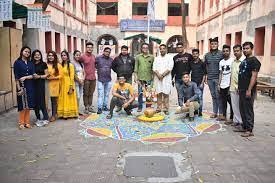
[103, 106, 109, 111]
[84, 108, 89, 114]
[35, 120, 44, 127]
[210, 114, 217, 118]
[36, 120, 49, 127]
[189, 117, 195, 122]
[97, 108, 102, 114]
[115, 107, 122, 112]
[42, 120, 49, 126]
[88, 107, 95, 113]
[106, 114, 113, 119]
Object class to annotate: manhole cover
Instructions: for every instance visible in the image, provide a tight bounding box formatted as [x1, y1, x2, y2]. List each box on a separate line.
[124, 156, 178, 178]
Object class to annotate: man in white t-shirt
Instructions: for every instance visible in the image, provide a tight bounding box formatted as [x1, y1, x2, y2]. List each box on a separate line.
[217, 45, 234, 121]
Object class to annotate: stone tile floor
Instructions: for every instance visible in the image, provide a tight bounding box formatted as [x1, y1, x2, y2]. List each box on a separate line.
[0, 86, 275, 183]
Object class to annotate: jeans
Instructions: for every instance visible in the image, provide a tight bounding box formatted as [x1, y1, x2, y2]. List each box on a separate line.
[75, 82, 83, 106]
[175, 79, 183, 106]
[137, 80, 151, 109]
[208, 79, 220, 115]
[198, 84, 204, 113]
[97, 81, 112, 109]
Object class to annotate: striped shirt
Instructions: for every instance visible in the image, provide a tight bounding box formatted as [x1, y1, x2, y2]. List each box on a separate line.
[204, 50, 223, 80]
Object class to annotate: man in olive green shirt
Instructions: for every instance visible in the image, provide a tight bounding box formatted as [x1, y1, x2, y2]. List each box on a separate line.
[134, 43, 154, 112]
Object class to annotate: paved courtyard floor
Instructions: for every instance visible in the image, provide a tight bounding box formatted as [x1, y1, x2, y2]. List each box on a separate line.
[0, 85, 275, 183]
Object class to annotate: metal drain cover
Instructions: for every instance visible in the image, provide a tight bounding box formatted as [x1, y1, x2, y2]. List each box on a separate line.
[124, 156, 178, 178]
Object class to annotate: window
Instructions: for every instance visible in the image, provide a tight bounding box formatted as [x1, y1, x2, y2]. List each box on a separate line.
[97, 34, 118, 55]
[45, 32, 52, 53]
[197, 41, 200, 49]
[132, 3, 147, 15]
[202, 0, 205, 14]
[271, 25, 275, 56]
[81, 39, 84, 53]
[255, 27, 265, 56]
[73, 37, 77, 50]
[226, 33, 231, 46]
[235, 31, 242, 45]
[168, 3, 189, 16]
[97, 2, 118, 15]
[168, 3, 181, 16]
[55, 32, 61, 53]
[210, 0, 214, 8]
[67, 35, 72, 53]
[198, 0, 201, 16]
[200, 40, 204, 53]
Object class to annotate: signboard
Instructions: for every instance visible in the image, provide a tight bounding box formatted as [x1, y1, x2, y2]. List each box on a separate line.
[120, 19, 165, 32]
[27, 4, 43, 29]
[41, 11, 51, 32]
[0, 0, 12, 21]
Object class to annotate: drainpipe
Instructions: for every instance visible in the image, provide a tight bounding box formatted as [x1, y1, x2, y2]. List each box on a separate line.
[220, 0, 224, 48]
[63, 0, 67, 48]
[87, 0, 90, 41]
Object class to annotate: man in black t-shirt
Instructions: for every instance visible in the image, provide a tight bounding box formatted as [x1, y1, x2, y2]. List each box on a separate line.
[235, 42, 261, 137]
[172, 42, 193, 106]
[190, 49, 207, 116]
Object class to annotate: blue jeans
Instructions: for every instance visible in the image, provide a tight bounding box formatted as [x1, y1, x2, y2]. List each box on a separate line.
[175, 79, 183, 106]
[208, 79, 220, 115]
[97, 81, 112, 109]
[198, 84, 204, 113]
[138, 80, 151, 109]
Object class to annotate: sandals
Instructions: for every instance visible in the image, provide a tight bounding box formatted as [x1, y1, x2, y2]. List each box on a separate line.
[18, 124, 25, 130]
[25, 124, 32, 129]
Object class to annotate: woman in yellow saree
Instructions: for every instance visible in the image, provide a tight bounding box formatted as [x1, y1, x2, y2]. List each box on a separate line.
[57, 50, 78, 119]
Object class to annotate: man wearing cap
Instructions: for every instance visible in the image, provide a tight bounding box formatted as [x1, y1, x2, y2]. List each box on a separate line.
[204, 37, 223, 119]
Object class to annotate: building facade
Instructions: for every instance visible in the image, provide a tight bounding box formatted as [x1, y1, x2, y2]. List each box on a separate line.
[88, 0, 197, 56]
[196, 0, 275, 76]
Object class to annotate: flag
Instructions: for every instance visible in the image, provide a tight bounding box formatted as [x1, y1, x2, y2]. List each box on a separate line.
[147, 0, 155, 20]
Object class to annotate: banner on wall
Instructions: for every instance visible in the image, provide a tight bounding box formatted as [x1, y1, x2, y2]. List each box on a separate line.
[40, 11, 51, 32]
[27, 3, 43, 29]
[0, 0, 13, 21]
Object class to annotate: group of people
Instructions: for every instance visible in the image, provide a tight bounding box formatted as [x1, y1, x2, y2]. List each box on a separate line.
[14, 38, 261, 137]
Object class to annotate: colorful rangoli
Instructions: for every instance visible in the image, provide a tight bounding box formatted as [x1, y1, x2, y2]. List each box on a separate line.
[79, 111, 224, 144]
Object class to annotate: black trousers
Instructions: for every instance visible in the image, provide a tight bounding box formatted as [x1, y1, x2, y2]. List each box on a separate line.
[239, 90, 255, 132]
[50, 97, 58, 117]
[219, 87, 233, 119]
[109, 97, 138, 115]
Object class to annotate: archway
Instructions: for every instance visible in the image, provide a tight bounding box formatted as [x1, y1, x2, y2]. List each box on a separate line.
[131, 38, 153, 57]
[166, 35, 183, 53]
[97, 34, 118, 56]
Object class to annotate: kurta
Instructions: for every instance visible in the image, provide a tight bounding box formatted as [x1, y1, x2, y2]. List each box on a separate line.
[33, 61, 48, 109]
[153, 54, 174, 95]
[13, 59, 35, 111]
[47, 63, 62, 97]
[57, 63, 78, 118]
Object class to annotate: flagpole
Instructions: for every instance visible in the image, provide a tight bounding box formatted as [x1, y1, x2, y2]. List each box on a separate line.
[147, 15, 150, 44]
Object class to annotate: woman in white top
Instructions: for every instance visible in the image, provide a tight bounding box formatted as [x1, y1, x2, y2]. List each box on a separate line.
[72, 50, 85, 114]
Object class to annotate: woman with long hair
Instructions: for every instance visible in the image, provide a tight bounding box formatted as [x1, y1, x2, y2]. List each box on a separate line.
[47, 51, 62, 122]
[13, 46, 36, 129]
[57, 50, 78, 118]
[32, 49, 49, 126]
[72, 50, 85, 114]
